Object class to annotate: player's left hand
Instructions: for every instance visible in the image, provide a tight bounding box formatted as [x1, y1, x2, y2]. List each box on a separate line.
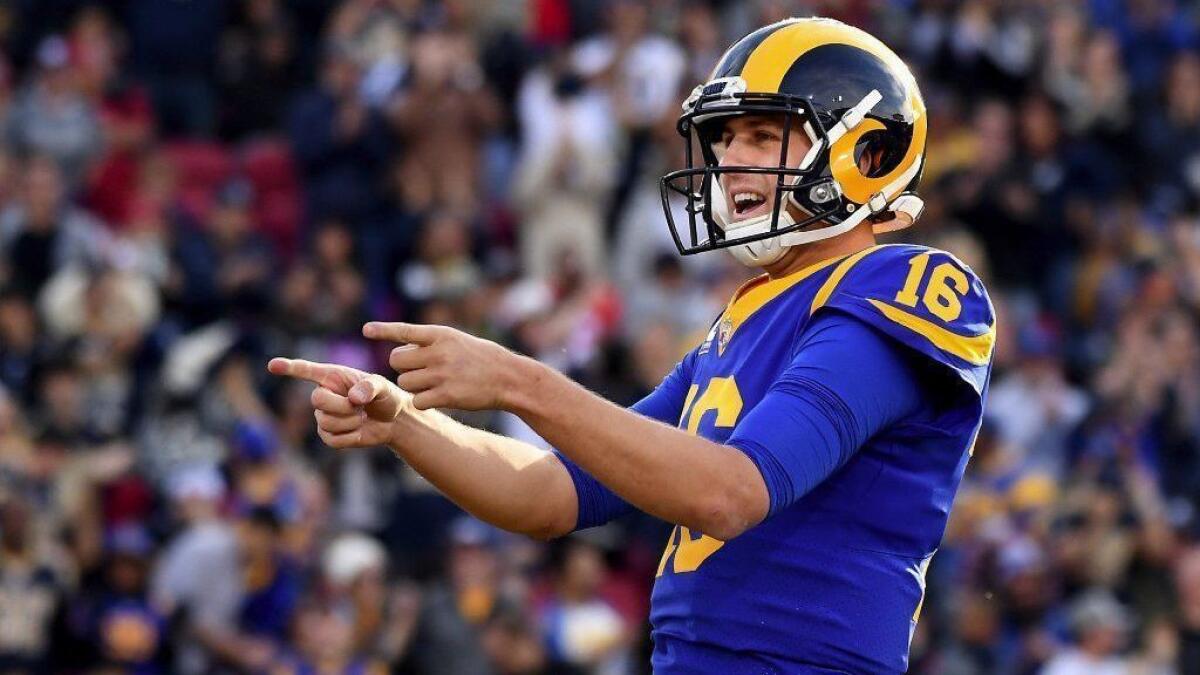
[362, 322, 525, 411]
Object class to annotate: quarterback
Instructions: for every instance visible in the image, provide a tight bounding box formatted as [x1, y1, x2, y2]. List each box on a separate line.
[270, 18, 994, 674]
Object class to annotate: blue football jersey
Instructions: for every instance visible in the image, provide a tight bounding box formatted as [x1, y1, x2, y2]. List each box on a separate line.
[648, 243, 995, 674]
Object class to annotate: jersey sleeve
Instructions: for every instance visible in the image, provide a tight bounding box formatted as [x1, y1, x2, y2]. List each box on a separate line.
[554, 348, 698, 530]
[810, 244, 995, 396]
[726, 311, 924, 516]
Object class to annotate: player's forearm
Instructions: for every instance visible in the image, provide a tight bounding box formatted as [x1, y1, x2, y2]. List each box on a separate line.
[504, 356, 768, 540]
[387, 406, 578, 539]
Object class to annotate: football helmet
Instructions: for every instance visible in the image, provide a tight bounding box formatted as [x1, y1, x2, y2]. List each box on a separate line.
[660, 17, 927, 267]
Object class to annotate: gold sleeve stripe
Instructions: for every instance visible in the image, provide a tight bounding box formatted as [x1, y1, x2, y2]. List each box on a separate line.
[808, 244, 886, 315]
[866, 299, 995, 366]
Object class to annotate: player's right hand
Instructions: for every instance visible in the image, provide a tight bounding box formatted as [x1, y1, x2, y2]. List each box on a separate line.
[267, 357, 411, 450]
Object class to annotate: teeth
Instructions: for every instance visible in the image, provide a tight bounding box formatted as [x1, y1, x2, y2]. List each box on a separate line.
[733, 192, 765, 207]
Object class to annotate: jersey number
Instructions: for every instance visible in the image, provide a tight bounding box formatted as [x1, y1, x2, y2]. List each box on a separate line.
[895, 253, 969, 322]
[656, 377, 742, 578]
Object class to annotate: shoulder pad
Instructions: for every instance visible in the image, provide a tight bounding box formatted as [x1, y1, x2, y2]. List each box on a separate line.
[809, 244, 995, 394]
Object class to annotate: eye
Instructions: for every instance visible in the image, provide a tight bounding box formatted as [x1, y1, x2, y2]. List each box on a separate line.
[755, 129, 779, 143]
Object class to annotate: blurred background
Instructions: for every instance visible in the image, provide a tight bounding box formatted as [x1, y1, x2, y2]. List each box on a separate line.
[0, 0, 1197, 673]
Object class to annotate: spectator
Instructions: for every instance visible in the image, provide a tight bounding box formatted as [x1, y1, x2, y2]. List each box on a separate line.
[82, 526, 169, 673]
[0, 495, 68, 673]
[236, 507, 301, 650]
[125, 0, 227, 136]
[76, 5, 157, 228]
[572, 0, 686, 232]
[1040, 590, 1133, 675]
[0, 289, 43, 401]
[405, 518, 506, 674]
[152, 465, 268, 674]
[480, 604, 547, 675]
[170, 178, 277, 323]
[217, 4, 302, 141]
[6, 35, 101, 187]
[620, 254, 717, 345]
[386, 29, 501, 213]
[228, 420, 304, 522]
[288, 42, 389, 224]
[38, 265, 158, 438]
[396, 210, 482, 315]
[1139, 51, 1200, 209]
[677, 1, 722, 86]
[35, 361, 103, 446]
[319, 532, 413, 662]
[274, 600, 389, 674]
[513, 49, 616, 279]
[0, 155, 108, 297]
[1048, 31, 1132, 144]
[986, 319, 1090, 474]
[539, 537, 632, 674]
[325, 0, 415, 108]
[572, 1, 685, 134]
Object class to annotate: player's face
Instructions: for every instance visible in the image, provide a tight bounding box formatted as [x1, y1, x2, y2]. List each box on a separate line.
[713, 114, 812, 222]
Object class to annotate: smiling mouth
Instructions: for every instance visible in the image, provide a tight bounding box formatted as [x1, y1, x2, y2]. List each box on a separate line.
[731, 190, 769, 220]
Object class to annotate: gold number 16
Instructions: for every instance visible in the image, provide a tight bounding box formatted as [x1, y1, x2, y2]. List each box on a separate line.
[895, 253, 969, 322]
[656, 377, 743, 577]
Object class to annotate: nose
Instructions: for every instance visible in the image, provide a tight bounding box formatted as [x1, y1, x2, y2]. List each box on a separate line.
[719, 134, 754, 168]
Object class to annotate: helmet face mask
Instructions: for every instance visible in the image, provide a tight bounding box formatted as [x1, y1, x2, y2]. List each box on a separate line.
[660, 90, 846, 263]
[659, 18, 929, 267]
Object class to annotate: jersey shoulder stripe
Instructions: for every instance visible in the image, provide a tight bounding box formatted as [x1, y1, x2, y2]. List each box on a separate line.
[809, 243, 995, 394]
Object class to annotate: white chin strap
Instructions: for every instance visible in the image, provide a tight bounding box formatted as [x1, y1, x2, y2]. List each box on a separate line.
[707, 89, 925, 268]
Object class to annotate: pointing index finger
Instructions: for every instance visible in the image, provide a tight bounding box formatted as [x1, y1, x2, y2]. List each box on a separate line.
[267, 357, 331, 385]
[363, 322, 442, 346]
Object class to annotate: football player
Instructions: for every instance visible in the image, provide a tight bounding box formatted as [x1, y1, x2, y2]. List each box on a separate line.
[270, 17, 994, 673]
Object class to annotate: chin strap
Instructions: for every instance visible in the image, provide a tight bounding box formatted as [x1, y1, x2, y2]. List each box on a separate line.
[775, 150, 925, 246]
[713, 88, 924, 266]
[874, 194, 925, 234]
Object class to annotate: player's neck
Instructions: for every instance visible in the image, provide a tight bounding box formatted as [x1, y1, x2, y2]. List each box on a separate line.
[761, 227, 877, 279]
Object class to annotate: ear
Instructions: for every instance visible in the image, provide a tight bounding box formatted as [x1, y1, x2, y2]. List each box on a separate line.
[857, 136, 888, 175]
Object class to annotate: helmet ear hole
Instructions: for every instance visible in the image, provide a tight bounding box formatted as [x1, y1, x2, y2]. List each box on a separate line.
[854, 129, 903, 178]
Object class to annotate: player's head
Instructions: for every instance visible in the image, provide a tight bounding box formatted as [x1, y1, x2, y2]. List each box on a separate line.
[661, 17, 927, 267]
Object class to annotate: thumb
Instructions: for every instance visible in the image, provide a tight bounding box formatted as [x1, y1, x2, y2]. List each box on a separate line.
[348, 375, 385, 406]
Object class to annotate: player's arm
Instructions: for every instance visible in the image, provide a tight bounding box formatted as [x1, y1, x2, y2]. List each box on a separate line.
[380, 405, 580, 539]
[393, 365, 695, 536]
[551, 349, 698, 530]
[369, 322, 771, 541]
[267, 357, 577, 539]
[377, 346, 700, 535]
[724, 311, 926, 516]
[266, 352, 695, 538]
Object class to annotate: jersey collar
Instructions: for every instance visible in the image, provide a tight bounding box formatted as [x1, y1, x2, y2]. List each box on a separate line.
[716, 250, 855, 355]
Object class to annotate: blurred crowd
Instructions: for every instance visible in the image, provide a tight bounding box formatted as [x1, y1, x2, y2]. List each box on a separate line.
[0, 0, 1199, 673]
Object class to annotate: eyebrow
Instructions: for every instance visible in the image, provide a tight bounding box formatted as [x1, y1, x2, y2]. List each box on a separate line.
[724, 116, 786, 132]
